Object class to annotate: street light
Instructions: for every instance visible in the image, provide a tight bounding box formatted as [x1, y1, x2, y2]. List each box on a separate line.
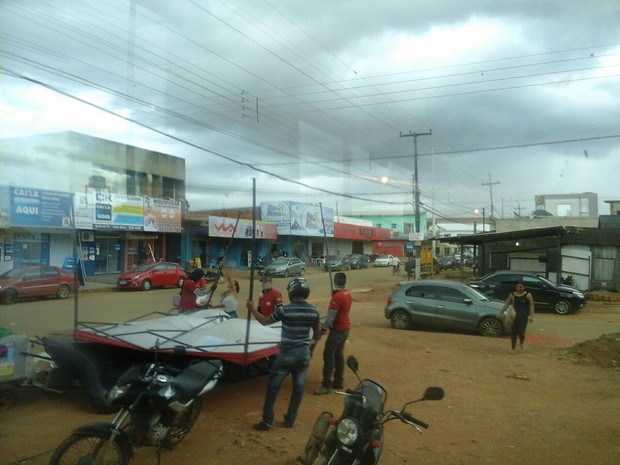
[475, 208, 486, 232]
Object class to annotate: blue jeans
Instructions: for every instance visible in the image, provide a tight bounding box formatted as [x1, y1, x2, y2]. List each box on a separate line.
[261, 345, 311, 426]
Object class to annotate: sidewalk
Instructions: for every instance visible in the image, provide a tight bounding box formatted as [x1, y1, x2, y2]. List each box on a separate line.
[79, 273, 119, 293]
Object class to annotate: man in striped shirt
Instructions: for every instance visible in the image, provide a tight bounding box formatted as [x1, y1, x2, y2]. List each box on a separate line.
[247, 277, 321, 430]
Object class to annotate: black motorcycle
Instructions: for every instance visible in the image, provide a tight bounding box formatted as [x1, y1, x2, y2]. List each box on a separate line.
[299, 356, 444, 465]
[49, 357, 223, 465]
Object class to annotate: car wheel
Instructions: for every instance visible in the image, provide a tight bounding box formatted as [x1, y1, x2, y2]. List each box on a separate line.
[299, 268, 305, 276]
[1, 289, 18, 305]
[390, 310, 412, 330]
[554, 299, 572, 315]
[142, 279, 152, 291]
[283, 269, 290, 278]
[57, 285, 71, 299]
[478, 317, 503, 337]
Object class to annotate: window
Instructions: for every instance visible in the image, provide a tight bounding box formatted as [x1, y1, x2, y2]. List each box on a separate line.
[437, 287, 467, 303]
[522, 276, 543, 288]
[406, 285, 436, 299]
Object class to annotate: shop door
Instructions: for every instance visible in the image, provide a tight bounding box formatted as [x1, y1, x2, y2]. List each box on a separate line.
[95, 237, 123, 274]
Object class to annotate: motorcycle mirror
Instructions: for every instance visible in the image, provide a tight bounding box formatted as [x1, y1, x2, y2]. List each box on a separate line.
[346, 355, 359, 374]
[422, 386, 445, 401]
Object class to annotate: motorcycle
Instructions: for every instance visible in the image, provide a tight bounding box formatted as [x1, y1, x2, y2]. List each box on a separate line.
[49, 354, 223, 465]
[299, 356, 444, 465]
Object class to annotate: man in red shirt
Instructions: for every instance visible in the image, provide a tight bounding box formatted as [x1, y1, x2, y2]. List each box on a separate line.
[314, 272, 352, 395]
[258, 275, 283, 317]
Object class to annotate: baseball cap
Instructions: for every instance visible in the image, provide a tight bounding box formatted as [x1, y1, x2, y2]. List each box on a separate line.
[259, 275, 272, 282]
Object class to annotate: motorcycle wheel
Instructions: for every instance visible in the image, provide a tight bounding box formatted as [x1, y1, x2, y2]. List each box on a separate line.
[161, 396, 203, 449]
[48, 432, 131, 465]
[300, 411, 333, 465]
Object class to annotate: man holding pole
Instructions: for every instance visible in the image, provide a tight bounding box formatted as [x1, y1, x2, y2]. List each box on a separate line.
[314, 272, 352, 395]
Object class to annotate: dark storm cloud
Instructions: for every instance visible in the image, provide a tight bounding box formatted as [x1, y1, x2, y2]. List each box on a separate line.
[1, 0, 618, 217]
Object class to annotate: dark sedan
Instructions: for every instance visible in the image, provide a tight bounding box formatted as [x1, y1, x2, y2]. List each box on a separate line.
[323, 255, 351, 271]
[0, 265, 75, 304]
[348, 254, 369, 269]
[469, 270, 586, 315]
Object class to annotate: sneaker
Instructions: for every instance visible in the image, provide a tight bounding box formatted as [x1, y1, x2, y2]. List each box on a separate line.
[283, 414, 295, 428]
[314, 386, 332, 395]
[253, 421, 272, 431]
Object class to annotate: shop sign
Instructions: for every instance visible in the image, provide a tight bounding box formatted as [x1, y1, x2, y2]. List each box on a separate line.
[10, 187, 73, 228]
[93, 193, 143, 230]
[143, 196, 182, 233]
[209, 216, 277, 239]
[260, 201, 334, 237]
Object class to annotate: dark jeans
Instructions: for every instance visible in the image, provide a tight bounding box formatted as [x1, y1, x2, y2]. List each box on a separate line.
[261, 345, 310, 426]
[321, 329, 349, 388]
[511, 315, 529, 349]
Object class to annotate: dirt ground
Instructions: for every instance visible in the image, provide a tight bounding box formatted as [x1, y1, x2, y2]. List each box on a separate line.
[2, 267, 620, 465]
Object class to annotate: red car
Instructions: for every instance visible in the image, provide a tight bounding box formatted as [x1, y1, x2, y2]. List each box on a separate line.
[0, 266, 76, 304]
[116, 262, 186, 291]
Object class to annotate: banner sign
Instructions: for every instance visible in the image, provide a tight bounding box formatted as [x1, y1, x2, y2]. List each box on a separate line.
[93, 193, 143, 230]
[143, 196, 182, 233]
[10, 187, 73, 228]
[208, 216, 277, 239]
[260, 201, 334, 237]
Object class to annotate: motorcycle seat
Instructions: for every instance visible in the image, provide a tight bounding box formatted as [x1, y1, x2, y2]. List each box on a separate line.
[174, 360, 222, 402]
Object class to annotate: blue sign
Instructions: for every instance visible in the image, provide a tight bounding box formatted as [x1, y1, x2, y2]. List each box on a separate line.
[10, 187, 73, 228]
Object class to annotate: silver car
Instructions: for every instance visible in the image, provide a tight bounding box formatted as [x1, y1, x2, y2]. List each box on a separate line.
[263, 257, 306, 277]
[384, 280, 507, 337]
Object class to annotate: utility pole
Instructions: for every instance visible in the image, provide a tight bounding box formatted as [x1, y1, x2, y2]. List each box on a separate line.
[514, 203, 524, 217]
[400, 130, 432, 233]
[482, 173, 500, 226]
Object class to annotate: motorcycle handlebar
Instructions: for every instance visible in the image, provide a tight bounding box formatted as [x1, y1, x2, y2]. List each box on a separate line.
[400, 411, 429, 430]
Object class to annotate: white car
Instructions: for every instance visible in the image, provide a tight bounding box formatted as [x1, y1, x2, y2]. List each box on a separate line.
[373, 254, 394, 267]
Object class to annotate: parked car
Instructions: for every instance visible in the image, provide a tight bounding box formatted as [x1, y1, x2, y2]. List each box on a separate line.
[462, 253, 475, 267]
[469, 270, 586, 315]
[373, 254, 394, 267]
[436, 256, 457, 270]
[323, 255, 351, 271]
[348, 254, 369, 269]
[116, 261, 186, 291]
[0, 265, 76, 304]
[263, 257, 305, 277]
[384, 279, 506, 337]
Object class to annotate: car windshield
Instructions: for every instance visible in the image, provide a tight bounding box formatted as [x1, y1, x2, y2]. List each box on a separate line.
[133, 264, 156, 272]
[271, 258, 290, 266]
[0, 268, 28, 279]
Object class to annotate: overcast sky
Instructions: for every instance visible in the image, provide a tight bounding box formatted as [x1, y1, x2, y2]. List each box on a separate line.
[1, 0, 619, 221]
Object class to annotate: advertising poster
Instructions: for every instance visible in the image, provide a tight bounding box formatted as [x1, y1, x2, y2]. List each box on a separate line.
[143, 196, 182, 233]
[290, 201, 334, 237]
[260, 201, 333, 237]
[208, 216, 277, 239]
[10, 186, 73, 228]
[93, 193, 144, 230]
[259, 201, 291, 235]
[73, 192, 94, 229]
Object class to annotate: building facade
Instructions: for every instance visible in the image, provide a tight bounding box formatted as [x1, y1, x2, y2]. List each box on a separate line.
[0, 132, 186, 276]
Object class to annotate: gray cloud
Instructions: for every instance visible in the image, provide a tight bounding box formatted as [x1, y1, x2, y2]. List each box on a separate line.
[1, 0, 618, 219]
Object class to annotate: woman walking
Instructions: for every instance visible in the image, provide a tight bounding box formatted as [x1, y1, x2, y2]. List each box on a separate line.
[499, 282, 534, 353]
